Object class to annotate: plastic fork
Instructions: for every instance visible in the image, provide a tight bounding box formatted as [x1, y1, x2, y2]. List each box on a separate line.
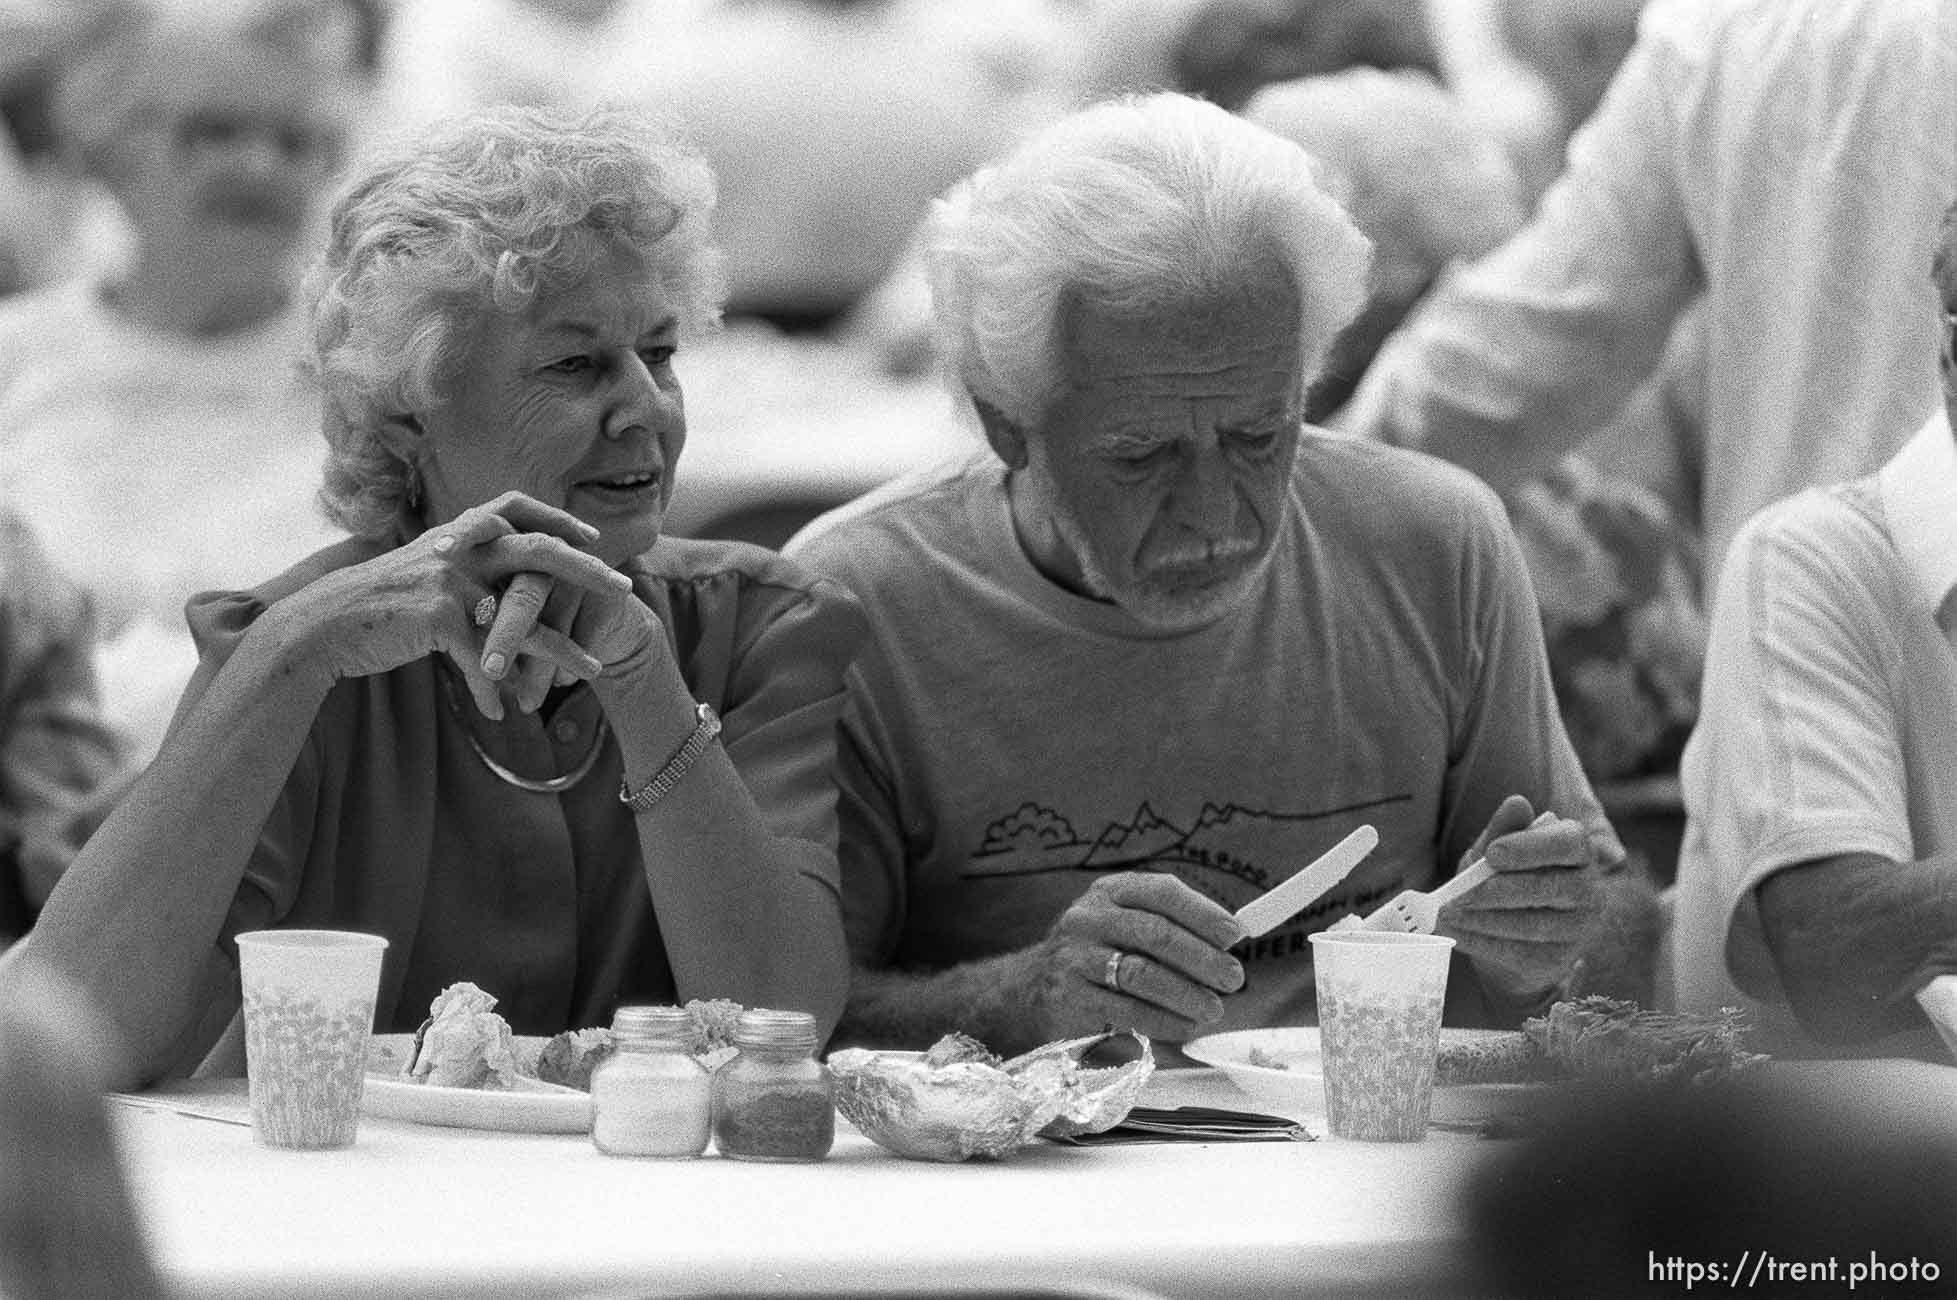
[1344, 809, 1559, 933]
[1353, 859, 1496, 934]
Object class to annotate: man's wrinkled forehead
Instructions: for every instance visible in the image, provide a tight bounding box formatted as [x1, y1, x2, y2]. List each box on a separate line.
[1052, 259, 1305, 387]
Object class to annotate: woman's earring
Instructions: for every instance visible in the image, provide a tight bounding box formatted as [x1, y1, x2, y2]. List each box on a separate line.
[404, 461, 422, 514]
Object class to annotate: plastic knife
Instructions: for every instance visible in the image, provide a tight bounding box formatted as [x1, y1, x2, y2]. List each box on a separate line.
[1233, 824, 1379, 938]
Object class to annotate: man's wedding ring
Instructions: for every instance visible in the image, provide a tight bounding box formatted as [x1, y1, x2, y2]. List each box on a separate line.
[472, 595, 498, 628]
[1103, 950, 1125, 993]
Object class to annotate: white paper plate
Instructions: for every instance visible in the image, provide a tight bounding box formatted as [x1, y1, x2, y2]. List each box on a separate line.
[1183, 1026, 1550, 1125]
[362, 1033, 590, 1134]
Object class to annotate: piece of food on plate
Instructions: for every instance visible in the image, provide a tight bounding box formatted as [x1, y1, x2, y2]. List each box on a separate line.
[1429, 999, 1764, 1086]
[404, 982, 521, 1090]
[1433, 1032, 1545, 1086]
[535, 1027, 616, 1090]
[1244, 1044, 1295, 1072]
[829, 1030, 1153, 1162]
[1524, 996, 1763, 1084]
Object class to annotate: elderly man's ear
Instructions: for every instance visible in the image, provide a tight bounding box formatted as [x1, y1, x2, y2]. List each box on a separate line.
[972, 398, 1030, 472]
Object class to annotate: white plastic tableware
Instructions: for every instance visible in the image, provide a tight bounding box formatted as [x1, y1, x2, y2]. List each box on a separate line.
[236, 929, 387, 1150]
[362, 1033, 590, 1133]
[1234, 825, 1379, 938]
[361, 1074, 591, 1134]
[1350, 810, 1559, 933]
[1357, 859, 1494, 934]
[1184, 1026, 1549, 1126]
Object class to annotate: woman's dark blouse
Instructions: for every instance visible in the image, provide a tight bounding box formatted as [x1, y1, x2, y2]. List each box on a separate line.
[176, 534, 865, 1036]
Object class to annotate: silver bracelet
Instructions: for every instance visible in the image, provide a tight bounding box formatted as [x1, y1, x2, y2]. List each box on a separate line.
[618, 701, 721, 813]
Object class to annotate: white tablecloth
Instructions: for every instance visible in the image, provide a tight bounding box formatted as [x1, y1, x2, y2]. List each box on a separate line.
[115, 1069, 1499, 1300]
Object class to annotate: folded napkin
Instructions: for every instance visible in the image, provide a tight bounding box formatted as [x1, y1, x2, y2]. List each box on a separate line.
[1049, 1105, 1313, 1145]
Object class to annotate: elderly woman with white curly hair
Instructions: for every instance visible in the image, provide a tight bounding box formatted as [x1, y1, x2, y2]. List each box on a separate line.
[11, 105, 865, 1090]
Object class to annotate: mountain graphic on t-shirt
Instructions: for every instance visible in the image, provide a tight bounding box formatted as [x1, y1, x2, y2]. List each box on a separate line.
[1079, 802, 1183, 867]
[968, 794, 1411, 891]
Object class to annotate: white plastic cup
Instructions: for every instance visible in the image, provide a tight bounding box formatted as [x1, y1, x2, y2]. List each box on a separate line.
[1307, 930, 1455, 1141]
[236, 930, 388, 1150]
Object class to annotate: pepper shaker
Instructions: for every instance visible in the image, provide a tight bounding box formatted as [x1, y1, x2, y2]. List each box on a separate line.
[711, 1009, 835, 1162]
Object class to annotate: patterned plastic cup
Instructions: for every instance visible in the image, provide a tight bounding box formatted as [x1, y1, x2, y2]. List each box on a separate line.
[1307, 930, 1455, 1141]
[236, 930, 387, 1150]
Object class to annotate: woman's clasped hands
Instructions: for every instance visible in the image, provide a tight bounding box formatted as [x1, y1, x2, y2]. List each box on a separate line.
[271, 491, 656, 720]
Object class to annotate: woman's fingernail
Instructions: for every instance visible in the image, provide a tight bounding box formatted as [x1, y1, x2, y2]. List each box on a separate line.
[483, 652, 506, 677]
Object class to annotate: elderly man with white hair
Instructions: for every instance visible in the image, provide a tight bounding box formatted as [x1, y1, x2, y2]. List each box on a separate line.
[789, 93, 1623, 1055]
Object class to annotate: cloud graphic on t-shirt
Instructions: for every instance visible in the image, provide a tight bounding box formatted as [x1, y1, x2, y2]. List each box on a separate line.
[978, 803, 1081, 854]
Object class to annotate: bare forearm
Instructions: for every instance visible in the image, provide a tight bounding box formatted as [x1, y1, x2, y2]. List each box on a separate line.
[1756, 853, 1957, 1044]
[638, 787, 851, 1040]
[598, 652, 850, 1041]
[835, 950, 1050, 1055]
[18, 617, 332, 1087]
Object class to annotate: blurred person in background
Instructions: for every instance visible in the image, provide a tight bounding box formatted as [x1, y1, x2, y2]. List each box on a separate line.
[368, 0, 643, 143]
[610, 0, 1441, 334]
[0, 0, 369, 760]
[1343, 0, 1957, 597]
[1495, 0, 1644, 148]
[1426, 0, 1647, 206]
[1248, 70, 1702, 925]
[594, 0, 1070, 332]
[0, 0, 131, 298]
[0, 512, 124, 945]
[1239, 68, 1526, 423]
[1072, 0, 1436, 109]
[14, 107, 863, 1091]
[791, 94, 1627, 1058]
[1671, 204, 1957, 1060]
[1161, 0, 1436, 111]
[0, 951, 165, 1300]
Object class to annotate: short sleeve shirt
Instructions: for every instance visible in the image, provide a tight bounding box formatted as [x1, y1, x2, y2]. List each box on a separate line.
[791, 436, 1619, 1034]
[1675, 410, 1957, 1056]
[1347, 0, 1957, 591]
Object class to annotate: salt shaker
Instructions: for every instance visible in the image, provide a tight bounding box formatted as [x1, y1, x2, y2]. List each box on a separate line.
[711, 1009, 835, 1162]
[589, 1006, 711, 1158]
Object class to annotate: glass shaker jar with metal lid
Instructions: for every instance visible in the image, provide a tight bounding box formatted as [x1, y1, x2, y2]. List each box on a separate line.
[710, 1009, 835, 1162]
[589, 1006, 711, 1158]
